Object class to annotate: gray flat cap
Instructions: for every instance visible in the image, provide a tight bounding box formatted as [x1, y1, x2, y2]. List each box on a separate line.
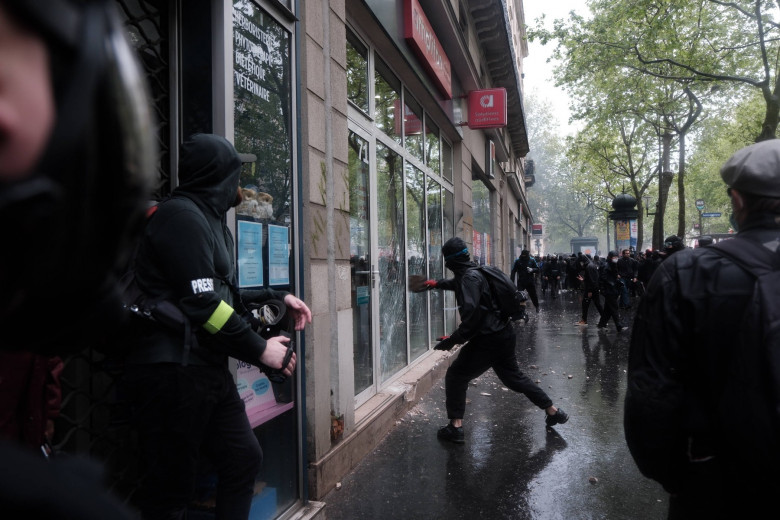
[720, 139, 780, 197]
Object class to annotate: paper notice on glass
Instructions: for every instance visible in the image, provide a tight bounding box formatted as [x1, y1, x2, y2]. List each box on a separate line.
[238, 220, 263, 287]
[268, 224, 289, 286]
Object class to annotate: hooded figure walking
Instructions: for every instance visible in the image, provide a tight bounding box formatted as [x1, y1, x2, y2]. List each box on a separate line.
[415, 237, 569, 444]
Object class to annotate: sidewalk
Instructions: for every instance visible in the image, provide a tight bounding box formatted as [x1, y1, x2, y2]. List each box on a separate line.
[320, 290, 667, 519]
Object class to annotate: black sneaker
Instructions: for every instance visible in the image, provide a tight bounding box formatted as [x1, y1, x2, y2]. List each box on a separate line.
[597, 323, 607, 329]
[545, 408, 569, 427]
[616, 326, 626, 333]
[437, 422, 465, 444]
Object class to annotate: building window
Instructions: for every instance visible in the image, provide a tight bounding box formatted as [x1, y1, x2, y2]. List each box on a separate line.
[346, 28, 369, 114]
[425, 119, 440, 174]
[472, 178, 492, 265]
[442, 139, 453, 182]
[374, 57, 402, 145]
[403, 89, 424, 162]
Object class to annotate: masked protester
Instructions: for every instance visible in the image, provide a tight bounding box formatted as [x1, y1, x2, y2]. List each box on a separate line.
[414, 237, 569, 444]
[596, 251, 626, 332]
[510, 249, 540, 313]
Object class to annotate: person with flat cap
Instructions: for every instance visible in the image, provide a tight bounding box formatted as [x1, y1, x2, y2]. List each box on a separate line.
[415, 237, 569, 444]
[625, 139, 780, 519]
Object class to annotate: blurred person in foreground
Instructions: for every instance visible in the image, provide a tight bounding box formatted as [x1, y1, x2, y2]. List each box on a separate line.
[0, 0, 156, 517]
[625, 139, 780, 519]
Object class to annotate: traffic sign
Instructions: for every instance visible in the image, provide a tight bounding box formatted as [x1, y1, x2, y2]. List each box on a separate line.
[701, 212, 721, 217]
[695, 199, 705, 211]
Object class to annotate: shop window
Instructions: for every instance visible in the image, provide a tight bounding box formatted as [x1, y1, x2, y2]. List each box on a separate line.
[374, 58, 402, 145]
[348, 130, 372, 396]
[403, 90, 424, 163]
[376, 142, 407, 382]
[472, 178, 492, 265]
[443, 189, 457, 332]
[425, 119, 440, 174]
[405, 163, 428, 360]
[427, 178, 444, 342]
[442, 139, 453, 182]
[346, 29, 369, 114]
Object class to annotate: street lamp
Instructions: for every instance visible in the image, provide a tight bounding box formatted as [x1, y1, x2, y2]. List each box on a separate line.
[642, 195, 657, 216]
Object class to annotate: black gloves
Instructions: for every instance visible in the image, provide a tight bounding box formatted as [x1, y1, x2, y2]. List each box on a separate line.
[434, 336, 456, 351]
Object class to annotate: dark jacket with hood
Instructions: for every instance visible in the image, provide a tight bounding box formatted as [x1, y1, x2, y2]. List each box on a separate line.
[599, 255, 621, 296]
[435, 239, 507, 344]
[510, 253, 538, 288]
[128, 134, 287, 366]
[579, 256, 600, 292]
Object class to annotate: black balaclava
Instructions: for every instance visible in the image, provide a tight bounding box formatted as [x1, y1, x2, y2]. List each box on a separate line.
[442, 236, 472, 273]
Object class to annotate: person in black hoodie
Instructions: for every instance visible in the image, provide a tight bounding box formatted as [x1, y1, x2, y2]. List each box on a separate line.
[415, 237, 568, 444]
[596, 251, 625, 332]
[575, 255, 604, 326]
[510, 249, 540, 313]
[124, 134, 311, 519]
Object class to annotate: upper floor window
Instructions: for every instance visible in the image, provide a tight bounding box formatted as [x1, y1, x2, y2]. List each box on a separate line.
[346, 29, 368, 113]
[374, 57, 402, 145]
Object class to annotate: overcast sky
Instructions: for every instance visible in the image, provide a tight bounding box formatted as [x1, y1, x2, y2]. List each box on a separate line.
[522, 1, 584, 134]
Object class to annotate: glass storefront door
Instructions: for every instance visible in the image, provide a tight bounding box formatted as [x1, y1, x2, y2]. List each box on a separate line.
[232, 1, 298, 516]
[348, 130, 373, 397]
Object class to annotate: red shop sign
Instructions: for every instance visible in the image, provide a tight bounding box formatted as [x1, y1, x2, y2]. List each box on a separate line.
[468, 88, 507, 129]
[404, 0, 452, 99]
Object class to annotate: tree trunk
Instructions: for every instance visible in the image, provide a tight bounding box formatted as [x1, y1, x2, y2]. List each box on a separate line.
[758, 83, 780, 141]
[677, 132, 686, 238]
[654, 133, 674, 249]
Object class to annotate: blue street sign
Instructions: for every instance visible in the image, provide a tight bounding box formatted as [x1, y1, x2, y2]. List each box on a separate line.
[701, 212, 722, 217]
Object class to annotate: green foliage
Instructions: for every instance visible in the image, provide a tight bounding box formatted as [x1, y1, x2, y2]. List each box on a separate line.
[525, 0, 780, 245]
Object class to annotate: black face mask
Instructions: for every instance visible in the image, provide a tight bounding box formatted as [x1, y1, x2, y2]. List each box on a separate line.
[0, 1, 156, 352]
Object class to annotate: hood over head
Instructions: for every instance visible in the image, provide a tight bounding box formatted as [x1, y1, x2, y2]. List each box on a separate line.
[176, 134, 242, 215]
[442, 236, 472, 272]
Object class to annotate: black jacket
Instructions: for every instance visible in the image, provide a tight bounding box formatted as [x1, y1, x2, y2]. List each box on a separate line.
[581, 259, 600, 292]
[625, 220, 780, 494]
[599, 261, 620, 296]
[129, 134, 287, 366]
[510, 255, 538, 288]
[436, 263, 507, 343]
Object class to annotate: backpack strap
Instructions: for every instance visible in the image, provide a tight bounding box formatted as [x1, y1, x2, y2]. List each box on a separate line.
[712, 237, 780, 278]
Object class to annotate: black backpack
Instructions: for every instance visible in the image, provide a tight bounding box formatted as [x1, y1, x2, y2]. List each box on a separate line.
[710, 238, 780, 471]
[477, 265, 528, 322]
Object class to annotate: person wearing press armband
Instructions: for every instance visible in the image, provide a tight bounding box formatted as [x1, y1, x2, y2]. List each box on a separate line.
[413, 237, 568, 444]
[123, 134, 311, 519]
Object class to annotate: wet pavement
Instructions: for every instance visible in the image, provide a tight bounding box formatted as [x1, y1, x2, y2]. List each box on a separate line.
[321, 289, 669, 519]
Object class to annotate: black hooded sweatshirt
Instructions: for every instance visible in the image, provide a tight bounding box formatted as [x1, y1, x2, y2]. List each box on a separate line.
[129, 134, 287, 366]
[435, 255, 508, 344]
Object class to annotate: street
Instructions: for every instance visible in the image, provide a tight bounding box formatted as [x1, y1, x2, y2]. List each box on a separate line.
[322, 288, 668, 519]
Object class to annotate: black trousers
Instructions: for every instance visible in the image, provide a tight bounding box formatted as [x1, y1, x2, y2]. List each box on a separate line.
[520, 280, 539, 309]
[597, 293, 621, 328]
[444, 326, 553, 420]
[122, 364, 262, 520]
[581, 289, 604, 322]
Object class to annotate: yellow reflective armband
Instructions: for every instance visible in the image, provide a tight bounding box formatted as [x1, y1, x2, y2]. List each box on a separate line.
[203, 300, 234, 334]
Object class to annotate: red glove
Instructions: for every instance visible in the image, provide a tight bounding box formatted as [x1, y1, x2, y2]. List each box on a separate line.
[423, 280, 438, 290]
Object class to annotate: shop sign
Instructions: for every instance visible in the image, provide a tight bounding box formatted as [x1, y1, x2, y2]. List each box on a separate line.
[404, 0, 452, 99]
[532, 224, 543, 236]
[468, 88, 507, 129]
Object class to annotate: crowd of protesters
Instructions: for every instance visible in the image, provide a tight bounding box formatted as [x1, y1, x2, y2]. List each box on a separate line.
[512, 236, 689, 331]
